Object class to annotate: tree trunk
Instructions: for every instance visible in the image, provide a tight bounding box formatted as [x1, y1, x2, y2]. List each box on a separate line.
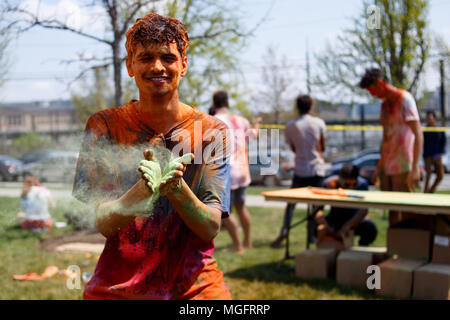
[113, 41, 122, 107]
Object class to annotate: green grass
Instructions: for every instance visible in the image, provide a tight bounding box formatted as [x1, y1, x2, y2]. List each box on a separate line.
[246, 186, 284, 195]
[0, 195, 391, 300]
[0, 197, 96, 300]
[214, 206, 388, 300]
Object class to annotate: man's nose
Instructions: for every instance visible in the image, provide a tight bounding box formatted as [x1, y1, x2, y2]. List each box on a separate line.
[150, 58, 164, 73]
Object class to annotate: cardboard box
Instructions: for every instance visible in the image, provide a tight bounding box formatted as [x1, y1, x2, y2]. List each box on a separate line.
[295, 249, 338, 280]
[432, 215, 450, 265]
[376, 258, 426, 299]
[413, 263, 450, 300]
[387, 228, 431, 261]
[432, 235, 450, 265]
[336, 247, 387, 288]
[316, 231, 354, 251]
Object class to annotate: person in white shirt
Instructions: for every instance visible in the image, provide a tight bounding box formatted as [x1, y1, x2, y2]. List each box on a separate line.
[17, 176, 55, 233]
[271, 95, 326, 248]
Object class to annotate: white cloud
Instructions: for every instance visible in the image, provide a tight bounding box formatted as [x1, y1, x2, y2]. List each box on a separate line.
[21, 0, 108, 34]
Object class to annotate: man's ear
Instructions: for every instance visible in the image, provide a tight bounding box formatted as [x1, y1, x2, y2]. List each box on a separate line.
[126, 56, 134, 77]
[180, 55, 188, 77]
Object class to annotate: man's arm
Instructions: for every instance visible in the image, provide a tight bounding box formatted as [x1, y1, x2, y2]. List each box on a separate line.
[339, 209, 368, 234]
[319, 132, 326, 153]
[95, 179, 151, 238]
[406, 120, 423, 189]
[167, 179, 222, 243]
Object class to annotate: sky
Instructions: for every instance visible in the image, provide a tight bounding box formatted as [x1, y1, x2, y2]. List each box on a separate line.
[1, 0, 450, 107]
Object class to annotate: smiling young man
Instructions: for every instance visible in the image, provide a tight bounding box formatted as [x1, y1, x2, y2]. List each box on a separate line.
[359, 68, 425, 227]
[73, 13, 232, 300]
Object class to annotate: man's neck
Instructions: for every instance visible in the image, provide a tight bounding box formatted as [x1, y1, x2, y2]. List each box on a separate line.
[135, 91, 189, 134]
[383, 84, 400, 103]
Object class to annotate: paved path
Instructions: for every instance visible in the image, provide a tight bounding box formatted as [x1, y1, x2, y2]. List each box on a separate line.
[0, 183, 296, 208]
[2, 174, 450, 208]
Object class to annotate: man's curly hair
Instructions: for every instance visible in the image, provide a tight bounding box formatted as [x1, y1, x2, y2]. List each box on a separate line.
[359, 68, 384, 89]
[125, 12, 190, 60]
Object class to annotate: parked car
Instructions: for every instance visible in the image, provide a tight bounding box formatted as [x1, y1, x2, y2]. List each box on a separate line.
[0, 155, 24, 181]
[326, 153, 381, 184]
[22, 151, 79, 183]
[249, 149, 294, 187]
[19, 149, 55, 164]
[327, 153, 424, 185]
[331, 147, 380, 165]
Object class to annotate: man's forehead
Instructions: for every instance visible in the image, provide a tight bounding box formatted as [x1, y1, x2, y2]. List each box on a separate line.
[134, 42, 178, 55]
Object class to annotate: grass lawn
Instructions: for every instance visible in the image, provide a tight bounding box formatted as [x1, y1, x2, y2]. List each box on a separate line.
[0, 195, 394, 300]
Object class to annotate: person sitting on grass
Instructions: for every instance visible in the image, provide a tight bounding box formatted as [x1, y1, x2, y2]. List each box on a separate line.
[313, 163, 377, 247]
[17, 175, 55, 233]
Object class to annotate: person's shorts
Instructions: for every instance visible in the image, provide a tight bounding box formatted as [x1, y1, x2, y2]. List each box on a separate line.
[21, 219, 52, 233]
[230, 187, 246, 207]
[425, 154, 443, 161]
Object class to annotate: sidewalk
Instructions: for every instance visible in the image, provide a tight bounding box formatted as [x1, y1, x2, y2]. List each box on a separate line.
[0, 184, 300, 209]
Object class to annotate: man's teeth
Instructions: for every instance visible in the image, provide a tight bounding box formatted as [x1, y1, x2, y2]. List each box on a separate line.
[149, 77, 167, 81]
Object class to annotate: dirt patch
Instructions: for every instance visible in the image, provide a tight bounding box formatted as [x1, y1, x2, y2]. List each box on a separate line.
[54, 242, 105, 254]
[39, 229, 105, 252]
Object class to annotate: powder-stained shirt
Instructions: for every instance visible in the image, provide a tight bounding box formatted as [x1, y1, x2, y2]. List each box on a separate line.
[285, 114, 326, 177]
[73, 101, 231, 300]
[214, 112, 256, 190]
[380, 89, 420, 176]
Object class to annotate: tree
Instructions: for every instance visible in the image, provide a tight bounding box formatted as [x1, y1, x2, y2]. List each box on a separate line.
[2, 0, 267, 108]
[10, 132, 52, 156]
[253, 45, 294, 124]
[71, 66, 113, 125]
[314, 0, 430, 103]
[0, 13, 11, 90]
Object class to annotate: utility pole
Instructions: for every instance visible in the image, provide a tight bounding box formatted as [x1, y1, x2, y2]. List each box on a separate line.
[440, 59, 446, 126]
[306, 38, 311, 95]
[360, 104, 366, 150]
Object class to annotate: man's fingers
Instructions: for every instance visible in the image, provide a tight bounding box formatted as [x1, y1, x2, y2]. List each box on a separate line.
[143, 173, 154, 184]
[139, 165, 154, 177]
[144, 149, 154, 161]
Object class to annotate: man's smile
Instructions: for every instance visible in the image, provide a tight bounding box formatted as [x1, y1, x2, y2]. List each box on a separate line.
[145, 76, 170, 82]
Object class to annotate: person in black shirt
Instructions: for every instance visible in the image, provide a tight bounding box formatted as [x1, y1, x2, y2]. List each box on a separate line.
[423, 110, 446, 193]
[314, 163, 378, 246]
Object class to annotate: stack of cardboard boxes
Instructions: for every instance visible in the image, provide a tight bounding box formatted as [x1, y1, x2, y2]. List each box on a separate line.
[412, 215, 450, 300]
[295, 231, 354, 280]
[295, 214, 450, 299]
[376, 215, 450, 299]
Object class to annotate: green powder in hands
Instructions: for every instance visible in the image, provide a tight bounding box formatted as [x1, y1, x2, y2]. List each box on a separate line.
[139, 153, 194, 213]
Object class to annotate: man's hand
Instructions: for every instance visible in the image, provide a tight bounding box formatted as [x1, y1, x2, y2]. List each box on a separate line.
[159, 153, 194, 196]
[138, 149, 162, 193]
[138, 149, 194, 197]
[407, 166, 420, 190]
[314, 211, 331, 232]
[372, 166, 381, 185]
[338, 224, 352, 235]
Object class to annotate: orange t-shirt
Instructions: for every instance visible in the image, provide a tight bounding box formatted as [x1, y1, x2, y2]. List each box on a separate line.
[73, 101, 231, 300]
